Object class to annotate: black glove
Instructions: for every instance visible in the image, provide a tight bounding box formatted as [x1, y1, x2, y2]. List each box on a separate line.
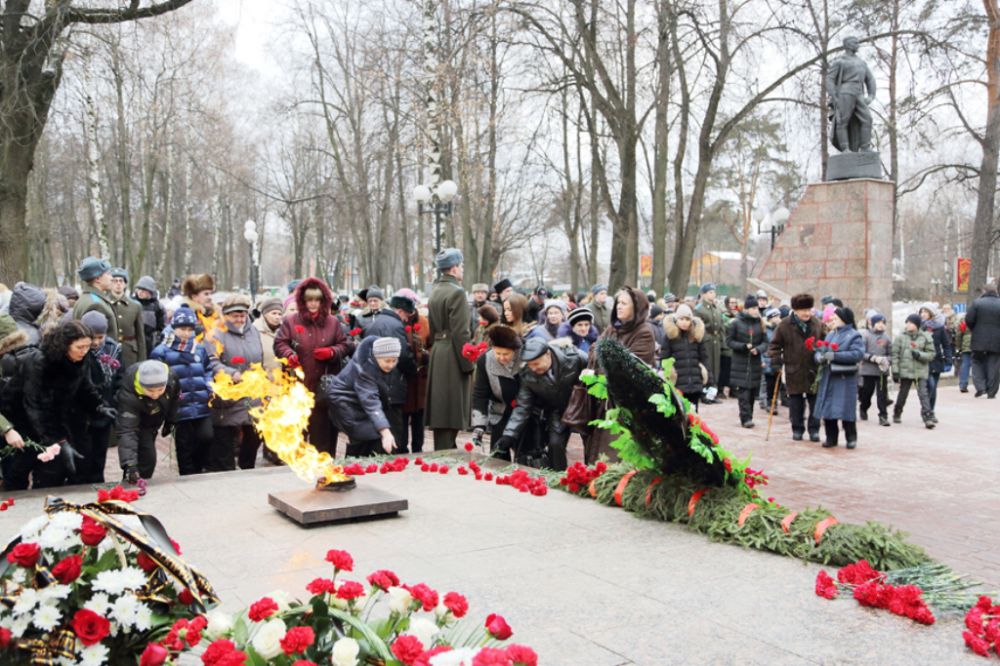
[160, 422, 174, 438]
[123, 467, 140, 484]
[910, 349, 921, 360]
[57, 440, 83, 477]
[892, 374, 900, 383]
[97, 405, 118, 421]
[494, 435, 516, 452]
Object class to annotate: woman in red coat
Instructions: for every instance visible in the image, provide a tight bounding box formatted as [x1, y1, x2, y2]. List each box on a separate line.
[274, 277, 350, 455]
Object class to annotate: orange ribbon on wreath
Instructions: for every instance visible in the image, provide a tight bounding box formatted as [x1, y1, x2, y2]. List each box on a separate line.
[814, 516, 839, 544]
[780, 511, 798, 534]
[644, 476, 664, 507]
[737, 503, 759, 527]
[613, 471, 638, 507]
[687, 488, 709, 517]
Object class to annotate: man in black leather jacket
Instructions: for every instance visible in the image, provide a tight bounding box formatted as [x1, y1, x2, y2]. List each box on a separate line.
[494, 338, 584, 471]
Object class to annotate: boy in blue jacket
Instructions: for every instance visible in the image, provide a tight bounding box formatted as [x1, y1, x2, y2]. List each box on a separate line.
[150, 307, 215, 474]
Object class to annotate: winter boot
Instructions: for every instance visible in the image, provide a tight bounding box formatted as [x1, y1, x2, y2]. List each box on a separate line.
[892, 412, 902, 425]
[878, 416, 890, 427]
[859, 409, 868, 421]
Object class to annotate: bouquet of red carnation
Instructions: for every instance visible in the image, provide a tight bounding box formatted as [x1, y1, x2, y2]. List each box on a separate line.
[462, 341, 488, 363]
[963, 595, 1000, 657]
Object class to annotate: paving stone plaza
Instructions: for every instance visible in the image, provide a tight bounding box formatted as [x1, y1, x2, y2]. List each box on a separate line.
[0, 382, 994, 664]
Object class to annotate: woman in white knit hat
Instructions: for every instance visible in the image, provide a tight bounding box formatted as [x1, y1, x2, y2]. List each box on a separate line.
[325, 336, 402, 456]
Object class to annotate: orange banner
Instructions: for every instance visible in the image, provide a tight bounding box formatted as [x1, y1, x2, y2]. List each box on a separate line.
[614, 470, 638, 506]
[640, 254, 652, 278]
[955, 257, 971, 294]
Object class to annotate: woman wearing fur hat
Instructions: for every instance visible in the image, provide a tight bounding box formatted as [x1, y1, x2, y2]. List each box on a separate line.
[274, 277, 349, 456]
[814, 307, 865, 448]
[471, 325, 524, 460]
[180, 273, 219, 342]
[557, 307, 598, 353]
[660, 304, 710, 410]
[768, 293, 825, 441]
[726, 295, 769, 428]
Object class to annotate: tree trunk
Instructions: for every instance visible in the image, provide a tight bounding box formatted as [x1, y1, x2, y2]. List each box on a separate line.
[651, 0, 671, 294]
[970, 0, 1000, 304]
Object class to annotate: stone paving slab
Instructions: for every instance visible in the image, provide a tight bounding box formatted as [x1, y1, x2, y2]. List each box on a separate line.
[0, 460, 986, 664]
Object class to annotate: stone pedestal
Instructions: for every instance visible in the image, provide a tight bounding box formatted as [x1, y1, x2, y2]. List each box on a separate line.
[269, 486, 408, 525]
[756, 179, 893, 323]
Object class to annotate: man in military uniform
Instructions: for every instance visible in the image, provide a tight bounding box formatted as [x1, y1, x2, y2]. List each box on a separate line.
[826, 36, 876, 152]
[108, 267, 147, 369]
[425, 248, 474, 450]
[72, 257, 118, 342]
[695, 283, 725, 403]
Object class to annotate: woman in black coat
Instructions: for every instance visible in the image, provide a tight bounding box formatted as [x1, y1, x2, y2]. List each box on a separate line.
[1, 320, 109, 489]
[725, 296, 769, 428]
[471, 325, 524, 460]
[326, 336, 403, 457]
[660, 305, 710, 411]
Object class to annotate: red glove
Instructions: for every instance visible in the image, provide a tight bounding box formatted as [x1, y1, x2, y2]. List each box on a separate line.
[313, 347, 335, 361]
[287, 354, 300, 369]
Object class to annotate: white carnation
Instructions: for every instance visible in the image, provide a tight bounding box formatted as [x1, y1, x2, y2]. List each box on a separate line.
[48, 512, 82, 532]
[32, 604, 62, 632]
[251, 618, 286, 660]
[430, 648, 479, 666]
[331, 636, 360, 666]
[19, 516, 48, 540]
[133, 603, 152, 632]
[10, 615, 30, 638]
[38, 526, 72, 551]
[407, 617, 439, 647]
[387, 586, 413, 615]
[206, 609, 233, 638]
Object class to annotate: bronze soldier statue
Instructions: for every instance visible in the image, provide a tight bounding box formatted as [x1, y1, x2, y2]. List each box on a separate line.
[826, 36, 876, 153]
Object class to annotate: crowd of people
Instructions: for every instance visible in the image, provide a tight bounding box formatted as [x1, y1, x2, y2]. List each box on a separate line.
[1, 249, 999, 490]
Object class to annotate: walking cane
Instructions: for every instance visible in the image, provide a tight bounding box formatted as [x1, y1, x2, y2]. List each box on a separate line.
[765, 365, 783, 441]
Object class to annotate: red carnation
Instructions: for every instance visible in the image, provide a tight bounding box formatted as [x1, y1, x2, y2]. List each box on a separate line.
[464, 442, 474, 452]
[367, 569, 400, 591]
[391, 635, 425, 665]
[506, 644, 539, 666]
[0, 626, 10, 649]
[405, 325, 413, 333]
[201, 639, 248, 666]
[407, 583, 439, 611]
[413, 323, 422, 332]
[248, 597, 279, 622]
[280, 626, 315, 656]
[231, 356, 246, 365]
[837, 560, 881, 585]
[306, 577, 336, 596]
[472, 648, 511, 665]
[814, 571, 838, 600]
[72, 609, 111, 646]
[830, 342, 839, 351]
[485, 613, 513, 640]
[336, 580, 366, 601]
[443, 591, 469, 618]
[294, 325, 305, 334]
[804, 336, 816, 351]
[6, 542, 40, 568]
[349, 327, 362, 337]
[325, 549, 354, 572]
[964, 630, 992, 656]
[51, 554, 83, 584]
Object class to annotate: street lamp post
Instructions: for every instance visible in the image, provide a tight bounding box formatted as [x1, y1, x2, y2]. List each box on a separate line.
[756, 206, 790, 251]
[413, 179, 458, 256]
[243, 219, 259, 297]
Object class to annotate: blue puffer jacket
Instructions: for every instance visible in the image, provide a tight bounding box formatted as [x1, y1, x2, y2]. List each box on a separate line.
[149, 337, 212, 421]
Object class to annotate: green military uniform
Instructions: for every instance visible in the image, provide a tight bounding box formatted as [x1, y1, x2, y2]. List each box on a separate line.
[110, 294, 147, 370]
[72, 286, 118, 342]
[696, 298, 726, 388]
[425, 273, 474, 449]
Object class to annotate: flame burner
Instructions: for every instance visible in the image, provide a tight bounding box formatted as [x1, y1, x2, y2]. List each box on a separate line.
[316, 476, 357, 492]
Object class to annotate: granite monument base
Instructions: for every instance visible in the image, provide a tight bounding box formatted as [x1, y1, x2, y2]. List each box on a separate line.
[269, 486, 408, 525]
[756, 178, 893, 325]
[825, 151, 882, 181]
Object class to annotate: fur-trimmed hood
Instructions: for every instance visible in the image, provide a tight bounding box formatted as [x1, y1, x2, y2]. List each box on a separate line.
[293, 276, 334, 317]
[663, 313, 705, 342]
[610, 286, 650, 334]
[0, 314, 28, 356]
